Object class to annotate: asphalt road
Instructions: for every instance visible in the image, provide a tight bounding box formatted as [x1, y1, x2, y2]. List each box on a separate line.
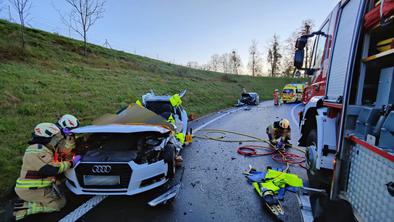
[16, 100, 306, 222]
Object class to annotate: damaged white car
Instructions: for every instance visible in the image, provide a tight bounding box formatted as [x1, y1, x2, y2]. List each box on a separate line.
[65, 104, 183, 196]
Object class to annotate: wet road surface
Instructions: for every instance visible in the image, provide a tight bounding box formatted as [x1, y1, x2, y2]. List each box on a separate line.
[18, 101, 306, 222]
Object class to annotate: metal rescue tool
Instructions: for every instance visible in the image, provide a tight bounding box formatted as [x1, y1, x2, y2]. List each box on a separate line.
[148, 183, 181, 207]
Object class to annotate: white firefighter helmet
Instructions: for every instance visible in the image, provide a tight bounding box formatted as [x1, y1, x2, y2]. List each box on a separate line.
[58, 114, 80, 129]
[34, 123, 61, 138]
[279, 119, 290, 129]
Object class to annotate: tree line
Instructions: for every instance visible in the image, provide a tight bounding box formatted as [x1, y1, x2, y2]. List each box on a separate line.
[188, 19, 315, 77]
[1, 0, 315, 73]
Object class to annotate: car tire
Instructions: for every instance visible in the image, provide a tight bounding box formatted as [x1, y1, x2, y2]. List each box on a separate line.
[163, 144, 176, 179]
[305, 129, 332, 191]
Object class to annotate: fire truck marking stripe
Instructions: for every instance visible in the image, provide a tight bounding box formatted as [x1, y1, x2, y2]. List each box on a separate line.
[349, 136, 394, 162]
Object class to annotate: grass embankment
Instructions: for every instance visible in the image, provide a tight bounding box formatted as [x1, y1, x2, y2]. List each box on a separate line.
[0, 19, 306, 197]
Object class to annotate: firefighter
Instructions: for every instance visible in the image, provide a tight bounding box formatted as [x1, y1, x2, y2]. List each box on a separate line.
[13, 123, 81, 220]
[266, 119, 291, 148]
[273, 89, 280, 106]
[169, 94, 185, 145]
[56, 114, 80, 161]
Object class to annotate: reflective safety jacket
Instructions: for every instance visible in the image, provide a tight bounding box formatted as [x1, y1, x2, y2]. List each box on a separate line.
[15, 144, 71, 189]
[167, 114, 185, 144]
[266, 121, 291, 144]
[259, 169, 303, 194]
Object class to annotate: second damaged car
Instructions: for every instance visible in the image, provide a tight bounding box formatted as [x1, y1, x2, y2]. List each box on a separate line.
[65, 104, 182, 196]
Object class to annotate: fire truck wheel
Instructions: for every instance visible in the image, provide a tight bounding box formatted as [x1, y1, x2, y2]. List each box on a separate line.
[306, 129, 332, 191]
[163, 144, 176, 179]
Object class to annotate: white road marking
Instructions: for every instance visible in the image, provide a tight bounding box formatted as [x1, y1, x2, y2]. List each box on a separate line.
[291, 103, 303, 129]
[59, 195, 108, 222]
[60, 107, 241, 222]
[193, 108, 242, 133]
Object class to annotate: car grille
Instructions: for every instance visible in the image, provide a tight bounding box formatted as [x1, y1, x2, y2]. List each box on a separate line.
[75, 163, 132, 189]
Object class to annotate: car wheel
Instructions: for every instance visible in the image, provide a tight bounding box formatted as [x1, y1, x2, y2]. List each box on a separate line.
[305, 129, 332, 191]
[163, 144, 176, 178]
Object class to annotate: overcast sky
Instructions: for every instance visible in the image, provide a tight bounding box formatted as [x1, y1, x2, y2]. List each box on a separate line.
[3, 0, 338, 68]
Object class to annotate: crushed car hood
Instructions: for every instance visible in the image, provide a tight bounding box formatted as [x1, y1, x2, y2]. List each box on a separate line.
[72, 104, 174, 134]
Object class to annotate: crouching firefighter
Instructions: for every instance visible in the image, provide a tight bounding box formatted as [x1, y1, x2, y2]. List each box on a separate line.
[13, 123, 81, 220]
[266, 119, 291, 149]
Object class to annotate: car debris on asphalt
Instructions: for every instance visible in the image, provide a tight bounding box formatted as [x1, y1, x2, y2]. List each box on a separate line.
[148, 183, 181, 207]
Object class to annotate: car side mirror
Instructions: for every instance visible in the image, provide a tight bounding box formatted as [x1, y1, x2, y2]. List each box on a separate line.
[294, 49, 304, 69]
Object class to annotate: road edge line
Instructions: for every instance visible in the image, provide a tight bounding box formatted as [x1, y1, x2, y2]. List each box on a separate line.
[59, 195, 108, 222]
[193, 108, 241, 133]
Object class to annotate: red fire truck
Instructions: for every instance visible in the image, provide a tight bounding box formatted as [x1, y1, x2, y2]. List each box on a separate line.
[295, 0, 394, 221]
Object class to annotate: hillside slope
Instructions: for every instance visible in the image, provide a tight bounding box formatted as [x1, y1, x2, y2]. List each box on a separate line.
[0, 19, 305, 196]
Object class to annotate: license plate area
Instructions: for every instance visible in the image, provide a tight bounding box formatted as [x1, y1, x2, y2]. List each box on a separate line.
[83, 175, 120, 186]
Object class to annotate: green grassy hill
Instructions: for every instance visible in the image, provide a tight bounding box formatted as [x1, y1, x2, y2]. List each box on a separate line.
[0, 19, 305, 197]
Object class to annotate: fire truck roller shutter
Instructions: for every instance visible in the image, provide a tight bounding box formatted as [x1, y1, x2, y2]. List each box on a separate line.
[325, 0, 364, 101]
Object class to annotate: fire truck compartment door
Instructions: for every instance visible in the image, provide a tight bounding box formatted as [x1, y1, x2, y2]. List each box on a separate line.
[316, 108, 337, 170]
[326, 0, 364, 101]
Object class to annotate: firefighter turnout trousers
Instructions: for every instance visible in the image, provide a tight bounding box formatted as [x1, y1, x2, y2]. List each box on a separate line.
[14, 186, 66, 220]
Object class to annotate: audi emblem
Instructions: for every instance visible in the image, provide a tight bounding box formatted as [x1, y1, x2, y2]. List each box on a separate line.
[92, 165, 112, 174]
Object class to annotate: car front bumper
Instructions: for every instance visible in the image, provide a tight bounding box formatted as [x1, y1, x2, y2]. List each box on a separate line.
[65, 160, 168, 196]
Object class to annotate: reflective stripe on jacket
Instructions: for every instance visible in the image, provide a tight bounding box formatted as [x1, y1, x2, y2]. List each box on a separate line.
[15, 179, 53, 189]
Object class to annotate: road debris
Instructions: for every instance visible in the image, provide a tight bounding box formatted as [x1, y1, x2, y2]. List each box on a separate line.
[148, 183, 181, 207]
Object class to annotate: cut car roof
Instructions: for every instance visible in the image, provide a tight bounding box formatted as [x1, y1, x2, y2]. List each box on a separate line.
[72, 124, 170, 134]
[71, 104, 174, 134]
[144, 95, 172, 102]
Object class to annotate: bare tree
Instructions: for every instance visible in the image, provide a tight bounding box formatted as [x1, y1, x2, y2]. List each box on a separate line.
[208, 54, 220, 72]
[219, 53, 231, 73]
[281, 31, 298, 77]
[230, 50, 242, 75]
[10, 0, 31, 49]
[64, 0, 105, 56]
[186, 61, 200, 69]
[267, 34, 282, 77]
[248, 40, 263, 77]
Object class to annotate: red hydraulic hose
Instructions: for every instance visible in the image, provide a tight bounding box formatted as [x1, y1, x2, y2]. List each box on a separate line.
[237, 145, 305, 166]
